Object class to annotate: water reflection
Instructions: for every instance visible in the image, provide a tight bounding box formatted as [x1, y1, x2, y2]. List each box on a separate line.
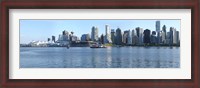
[20, 47, 180, 68]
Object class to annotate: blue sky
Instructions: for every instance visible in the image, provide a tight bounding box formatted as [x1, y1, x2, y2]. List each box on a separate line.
[20, 20, 180, 44]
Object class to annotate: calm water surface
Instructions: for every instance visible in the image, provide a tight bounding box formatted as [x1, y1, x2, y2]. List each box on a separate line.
[20, 47, 180, 68]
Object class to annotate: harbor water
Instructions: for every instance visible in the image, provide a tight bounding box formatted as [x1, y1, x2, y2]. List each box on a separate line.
[20, 47, 180, 68]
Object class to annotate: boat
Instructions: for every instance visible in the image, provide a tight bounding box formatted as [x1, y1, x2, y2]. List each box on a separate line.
[90, 44, 106, 48]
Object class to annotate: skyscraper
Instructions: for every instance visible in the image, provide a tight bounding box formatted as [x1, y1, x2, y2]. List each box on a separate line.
[143, 29, 151, 44]
[169, 27, 174, 45]
[115, 28, 122, 45]
[176, 31, 180, 45]
[161, 32, 166, 44]
[100, 34, 104, 44]
[166, 32, 171, 44]
[150, 31, 157, 44]
[105, 25, 112, 43]
[58, 34, 61, 41]
[57, 30, 70, 46]
[63, 30, 69, 35]
[91, 26, 99, 42]
[136, 27, 143, 45]
[81, 34, 90, 41]
[132, 29, 136, 45]
[172, 28, 177, 44]
[156, 21, 161, 44]
[123, 30, 129, 44]
[111, 29, 115, 44]
[52, 36, 56, 42]
[62, 30, 70, 41]
[47, 38, 51, 42]
[127, 30, 132, 45]
[162, 25, 167, 36]
[71, 36, 78, 42]
[161, 25, 167, 44]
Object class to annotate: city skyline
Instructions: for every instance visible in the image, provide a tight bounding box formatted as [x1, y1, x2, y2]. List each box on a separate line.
[20, 20, 180, 44]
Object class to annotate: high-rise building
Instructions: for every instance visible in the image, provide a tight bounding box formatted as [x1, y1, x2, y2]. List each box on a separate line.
[176, 31, 180, 45]
[133, 36, 139, 45]
[100, 34, 104, 44]
[156, 21, 161, 44]
[62, 30, 70, 41]
[156, 21, 161, 31]
[58, 34, 62, 41]
[71, 36, 78, 42]
[161, 32, 166, 44]
[52, 36, 56, 42]
[172, 28, 177, 44]
[105, 25, 112, 43]
[115, 28, 122, 45]
[57, 30, 70, 46]
[127, 30, 132, 45]
[162, 25, 167, 36]
[81, 34, 90, 41]
[123, 30, 129, 44]
[169, 27, 174, 45]
[136, 27, 143, 45]
[161, 25, 167, 44]
[111, 29, 115, 44]
[132, 29, 135, 38]
[91, 26, 99, 42]
[143, 29, 151, 44]
[47, 38, 51, 42]
[166, 32, 171, 44]
[63, 30, 69, 35]
[132, 29, 136, 45]
[150, 31, 157, 44]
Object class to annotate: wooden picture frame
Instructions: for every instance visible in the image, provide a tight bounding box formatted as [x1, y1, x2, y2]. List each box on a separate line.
[0, 0, 199, 88]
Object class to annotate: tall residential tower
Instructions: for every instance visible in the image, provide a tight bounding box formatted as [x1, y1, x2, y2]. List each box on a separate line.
[156, 21, 161, 44]
[91, 26, 99, 42]
[105, 25, 112, 43]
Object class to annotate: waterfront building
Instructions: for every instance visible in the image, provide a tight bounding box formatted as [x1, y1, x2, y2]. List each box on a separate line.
[81, 34, 90, 41]
[156, 21, 161, 44]
[100, 34, 104, 44]
[111, 29, 115, 44]
[63, 30, 69, 35]
[29, 41, 48, 47]
[52, 36, 56, 43]
[132, 35, 139, 45]
[56, 30, 70, 46]
[123, 30, 129, 44]
[136, 27, 143, 45]
[166, 32, 170, 44]
[62, 35, 69, 41]
[162, 25, 167, 37]
[169, 27, 174, 45]
[176, 31, 180, 45]
[161, 32, 166, 44]
[58, 34, 61, 41]
[115, 28, 122, 45]
[132, 29, 136, 45]
[172, 28, 178, 44]
[143, 29, 151, 44]
[47, 38, 51, 42]
[161, 25, 167, 44]
[71, 36, 78, 42]
[105, 25, 112, 43]
[91, 26, 99, 42]
[127, 30, 132, 45]
[150, 31, 157, 44]
[62, 30, 70, 41]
